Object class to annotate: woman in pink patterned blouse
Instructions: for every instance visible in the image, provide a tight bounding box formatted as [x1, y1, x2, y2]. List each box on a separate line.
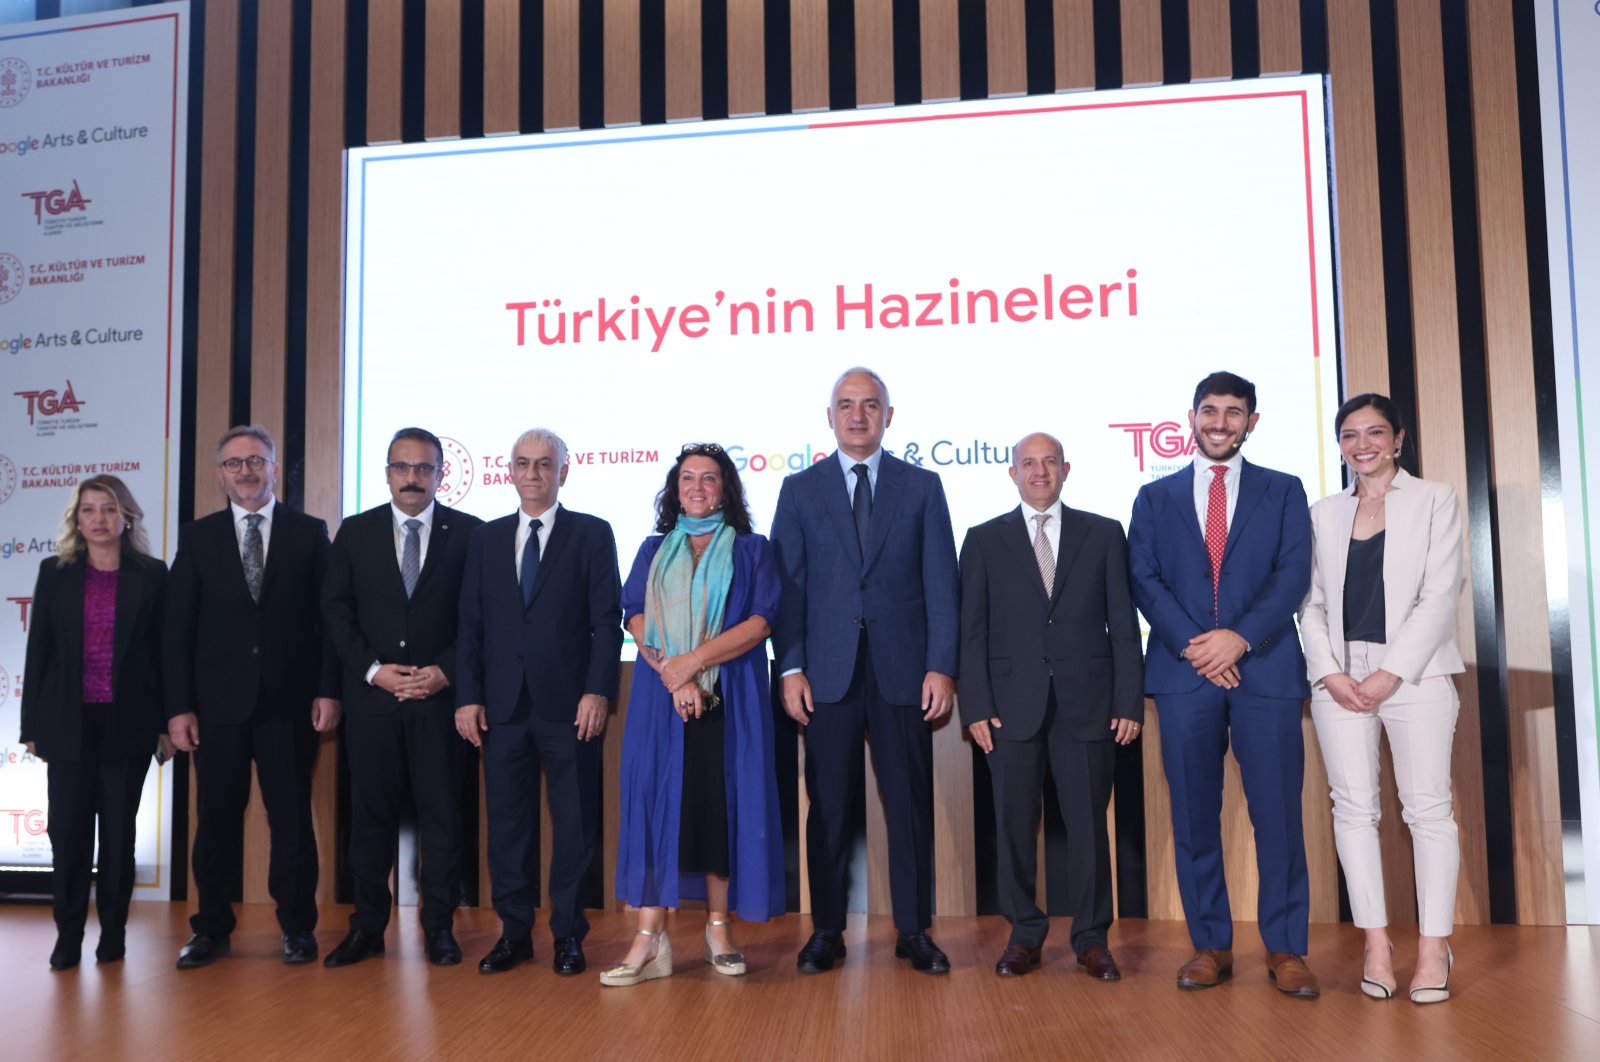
[20, 475, 168, 970]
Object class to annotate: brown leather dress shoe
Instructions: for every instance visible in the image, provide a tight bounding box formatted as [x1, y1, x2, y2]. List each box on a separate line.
[995, 942, 1041, 977]
[1176, 948, 1233, 989]
[1266, 952, 1321, 998]
[1076, 944, 1121, 981]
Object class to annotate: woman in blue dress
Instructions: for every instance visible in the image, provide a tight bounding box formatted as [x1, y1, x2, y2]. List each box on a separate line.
[601, 442, 784, 986]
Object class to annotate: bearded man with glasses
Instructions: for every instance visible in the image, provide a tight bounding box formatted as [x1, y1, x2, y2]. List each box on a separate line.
[164, 425, 343, 969]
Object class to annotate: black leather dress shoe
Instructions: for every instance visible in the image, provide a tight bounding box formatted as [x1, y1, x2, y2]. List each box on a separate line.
[95, 936, 126, 965]
[176, 933, 230, 969]
[478, 936, 534, 973]
[425, 929, 461, 966]
[796, 931, 846, 973]
[552, 937, 586, 976]
[996, 942, 1042, 977]
[895, 932, 951, 974]
[324, 928, 386, 967]
[282, 931, 319, 965]
[49, 939, 82, 971]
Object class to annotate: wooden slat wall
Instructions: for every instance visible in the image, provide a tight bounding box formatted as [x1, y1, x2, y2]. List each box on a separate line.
[177, 0, 1567, 929]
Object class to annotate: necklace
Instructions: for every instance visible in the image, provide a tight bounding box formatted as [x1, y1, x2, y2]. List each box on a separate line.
[1357, 493, 1385, 521]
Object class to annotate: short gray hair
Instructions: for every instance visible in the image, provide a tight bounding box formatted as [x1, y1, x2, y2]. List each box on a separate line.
[511, 428, 569, 466]
[831, 366, 891, 406]
[216, 424, 277, 460]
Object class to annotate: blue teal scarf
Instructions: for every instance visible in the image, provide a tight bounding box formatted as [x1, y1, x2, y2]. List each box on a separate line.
[642, 513, 735, 694]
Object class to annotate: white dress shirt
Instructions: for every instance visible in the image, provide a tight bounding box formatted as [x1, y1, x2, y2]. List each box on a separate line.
[514, 502, 558, 582]
[836, 448, 882, 506]
[391, 500, 435, 570]
[1191, 452, 1243, 531]
[230, 496, 276, 561]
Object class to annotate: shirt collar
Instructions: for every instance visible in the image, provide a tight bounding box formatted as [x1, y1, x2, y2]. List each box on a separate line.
[1192, 451, 1244, 476]
[1020, 500, 1063, 520]
[391, 500, 435, 531]
[518, 501, 558, 528]
[836, 448, 883, 478]
[230, 496, 276, 524]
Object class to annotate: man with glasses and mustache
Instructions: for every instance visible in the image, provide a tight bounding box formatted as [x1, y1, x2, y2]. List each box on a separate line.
[164, 425, 342, 968]
[319, 428, 483, 967]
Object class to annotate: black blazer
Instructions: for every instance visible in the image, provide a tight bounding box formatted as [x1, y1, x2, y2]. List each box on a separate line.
[163, 502, 339, 725]
[455, 505, 622, 724]
[322, 502, 483, 715]
[19, 550, 168, 762]
[958, 504, 1144, 743]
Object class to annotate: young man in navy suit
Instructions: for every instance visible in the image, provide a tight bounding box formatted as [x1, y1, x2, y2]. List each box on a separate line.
[320, 427, 483, 968]
[771, 368, 960, 974]
[454, 428, 621, 976]
[1127, 371, 1318, 997]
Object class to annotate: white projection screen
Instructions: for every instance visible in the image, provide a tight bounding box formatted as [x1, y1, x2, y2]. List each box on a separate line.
[344, 77, 1342, 653]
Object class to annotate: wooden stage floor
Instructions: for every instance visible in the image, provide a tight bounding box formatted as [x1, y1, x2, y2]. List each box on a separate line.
[0, 903, 1594, 1061]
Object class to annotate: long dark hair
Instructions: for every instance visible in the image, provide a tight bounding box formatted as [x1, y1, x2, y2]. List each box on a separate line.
[654, 443, 754, 534]
[1335, 392, 1413, 472]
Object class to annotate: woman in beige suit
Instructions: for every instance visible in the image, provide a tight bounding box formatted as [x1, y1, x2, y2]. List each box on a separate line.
[1300, 393, 1464, 1004]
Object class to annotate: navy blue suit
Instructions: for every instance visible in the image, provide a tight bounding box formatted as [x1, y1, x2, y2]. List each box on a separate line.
[456, 505, 622, 942]
[771, 452, 958, 935]
[1128, 458, 1312, 954]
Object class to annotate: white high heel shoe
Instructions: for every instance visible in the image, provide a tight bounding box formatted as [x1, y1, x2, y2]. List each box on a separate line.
[1409, 944, 1454, 1005]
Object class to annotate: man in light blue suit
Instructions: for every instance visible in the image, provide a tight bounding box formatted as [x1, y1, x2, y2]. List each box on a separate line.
[771, 367, 960, 975]
[1127, 371, 1319, 998]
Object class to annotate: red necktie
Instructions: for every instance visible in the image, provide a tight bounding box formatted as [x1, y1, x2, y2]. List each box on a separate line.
[1205, 464, 1229, 620]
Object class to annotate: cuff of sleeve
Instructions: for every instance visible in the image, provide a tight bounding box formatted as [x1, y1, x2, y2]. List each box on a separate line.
[780, 668, 803, 678]
[365, 661, 381, 684]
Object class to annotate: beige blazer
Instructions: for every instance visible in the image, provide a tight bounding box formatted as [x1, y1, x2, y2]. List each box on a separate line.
[1299, 468, 1466, 686]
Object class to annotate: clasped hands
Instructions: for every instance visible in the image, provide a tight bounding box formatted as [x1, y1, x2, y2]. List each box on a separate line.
[373, 663, 449, 701]
[1183, 628, 1247, 689]
[1321, 669, 1402, 714]
[641, 645, 712, 722]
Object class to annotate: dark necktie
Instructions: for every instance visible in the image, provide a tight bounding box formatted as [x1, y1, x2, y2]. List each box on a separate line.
[852, 463, 872, 550]
[242, 513, 264, 603]
[520, 518, 543, 606]
[401, 518, 422, 598]
[1205, 464, 1228, 620]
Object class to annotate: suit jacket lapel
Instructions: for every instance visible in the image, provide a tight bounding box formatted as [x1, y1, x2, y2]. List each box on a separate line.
[1051, 505, 1089, 604]
[1221, 459, 1267, 567]
[818, 456, 863, 567]
[999, 508, 1048, 604]
[414, 508, 452, 596]
[863, 455, 908, 569]
[1325, 485, 1359, 616]
[1171, 466, 1207, 555]
[112, 556, 144, 688]
[259, 503, 286, 601]
[526, 505, 572, 608]
[213, 511, 256, 604]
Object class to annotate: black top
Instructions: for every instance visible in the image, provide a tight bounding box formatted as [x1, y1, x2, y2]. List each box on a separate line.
[1342, 531, 1386, 644]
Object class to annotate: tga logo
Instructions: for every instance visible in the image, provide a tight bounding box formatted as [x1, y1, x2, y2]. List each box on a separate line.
[16, 378, 84, 424]
[22, 179, 91, 223]
[0, 252, 23, 305]
[727, 444, 831, 474]
[1110, 420, 1198, 472]
[7, 596, 30, 632]
[437, 436, 473, 508]
[0, 58, 31, 110]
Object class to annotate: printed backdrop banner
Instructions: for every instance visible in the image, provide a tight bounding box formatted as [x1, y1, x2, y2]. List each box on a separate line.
[1537, 0, 1600, 925]
[0, 4, 188, 896]
[344, 78, 1342, 661]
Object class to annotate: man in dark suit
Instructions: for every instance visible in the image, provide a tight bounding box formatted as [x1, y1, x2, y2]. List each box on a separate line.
[455, 428, 621, 975]
[771, 367, 960, 975]
[1127, 371, 1317, 997]
[320, 427, 483, 967]
[164, 425, 342, 968]
[958, 432, 1143, 979]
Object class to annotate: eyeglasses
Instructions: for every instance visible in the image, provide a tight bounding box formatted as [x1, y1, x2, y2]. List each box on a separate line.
[218, 455, 270, 472]
[387, 461, 439, 477]
[679, 443, 725, 457]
